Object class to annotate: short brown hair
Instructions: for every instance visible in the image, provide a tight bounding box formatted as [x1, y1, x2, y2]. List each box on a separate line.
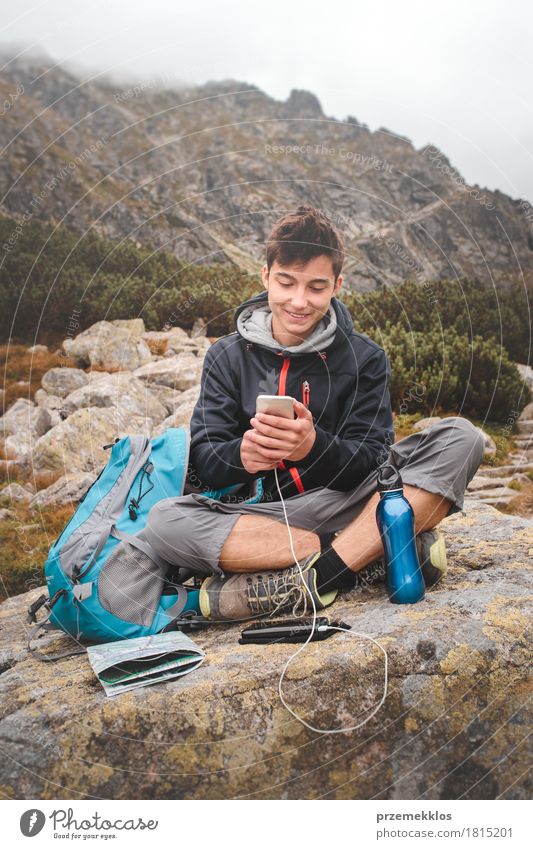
[266, 206, 344, 280]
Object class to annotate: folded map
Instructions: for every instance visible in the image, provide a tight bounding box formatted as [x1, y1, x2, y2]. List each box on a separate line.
[87, 631, 205, 697]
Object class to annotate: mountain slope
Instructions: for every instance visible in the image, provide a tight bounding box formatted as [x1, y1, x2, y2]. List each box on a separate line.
[1, 50, 532, 290]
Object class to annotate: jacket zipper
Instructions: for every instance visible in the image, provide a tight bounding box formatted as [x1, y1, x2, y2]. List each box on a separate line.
[302, 380, 310, 408]
[277, 354, 305, 494]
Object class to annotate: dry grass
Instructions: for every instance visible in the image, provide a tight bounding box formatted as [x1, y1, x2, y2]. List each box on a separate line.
[1, 343, 77, 412]
[0, 502, 75, 601]
[499, 479, 533, 519]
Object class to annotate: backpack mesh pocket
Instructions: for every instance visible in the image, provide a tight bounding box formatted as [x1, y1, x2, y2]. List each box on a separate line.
[98, 541, 166, 627]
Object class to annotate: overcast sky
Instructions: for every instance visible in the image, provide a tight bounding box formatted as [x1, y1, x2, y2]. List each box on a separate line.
[2, 0, 533, 202]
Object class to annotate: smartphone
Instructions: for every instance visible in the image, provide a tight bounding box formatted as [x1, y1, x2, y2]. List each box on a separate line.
[256, 394, 295, 418]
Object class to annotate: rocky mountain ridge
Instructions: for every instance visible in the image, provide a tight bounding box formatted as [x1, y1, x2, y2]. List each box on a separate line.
[1, 50, 532, 290]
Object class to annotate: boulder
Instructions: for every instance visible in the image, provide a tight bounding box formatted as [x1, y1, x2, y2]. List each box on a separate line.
[35, 388, 57, 407]
[62, 321, 152, 371]
[133, 353, 203, 391]
[477, 427, 497, 457]
[144, 384, 185, 415]
[110, 318, 145, 337]
[27, 344, 48, 354]
[191, 316, 208, 337]
[0, 482, 34, 503]
[30, 472, 97, 509]
[0, 398, 52, 439]
[3, 433, 33, 463]
[32, 407, 153, 473]
[0, 507, 16, 520]
[519, 401, 533, 420]
[41, 367, 88, 398]
[0, 501, 530, 800]
[61, 374, 167, 425]
[517, 363, 533, 390]
[142, 328, 190, 355]
[467, 475, 513, 491]
[152, 386, 200, 433]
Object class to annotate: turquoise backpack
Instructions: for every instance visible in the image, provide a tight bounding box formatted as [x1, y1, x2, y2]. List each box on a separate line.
[27, 427, 262, 660]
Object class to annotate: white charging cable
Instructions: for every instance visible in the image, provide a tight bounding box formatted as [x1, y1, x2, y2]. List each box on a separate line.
[274, 466, 388, 733]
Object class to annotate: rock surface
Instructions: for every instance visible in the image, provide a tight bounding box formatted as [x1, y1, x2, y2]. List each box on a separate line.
[0, 482, 34, 503]
[0, 501, 530, 800]
[0, 398, 51, 440]
[31, 407, 152, 473]
[29, 472, 97, 509]
[41, 367, 89, 398]
[133, 353, 203, 391]
[63, 321, 152, 371]
[61, 373, 168, 425]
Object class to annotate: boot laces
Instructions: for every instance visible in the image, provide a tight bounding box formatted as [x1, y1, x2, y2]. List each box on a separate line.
[245, 565, 311, 617]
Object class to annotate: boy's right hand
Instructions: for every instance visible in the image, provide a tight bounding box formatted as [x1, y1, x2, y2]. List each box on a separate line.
[240, 428, 286, 474]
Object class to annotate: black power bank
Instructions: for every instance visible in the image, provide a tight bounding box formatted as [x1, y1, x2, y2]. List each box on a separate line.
[239, 617, 350, 645]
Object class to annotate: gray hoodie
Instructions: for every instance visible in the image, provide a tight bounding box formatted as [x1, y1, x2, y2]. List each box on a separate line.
[236, 302, 338, 353]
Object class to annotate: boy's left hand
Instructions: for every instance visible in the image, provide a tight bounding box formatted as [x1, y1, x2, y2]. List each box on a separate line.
[249, 399, 316, 462]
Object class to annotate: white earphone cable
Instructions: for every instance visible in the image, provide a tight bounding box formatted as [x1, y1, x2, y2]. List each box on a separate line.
[274, 465, 388, 733]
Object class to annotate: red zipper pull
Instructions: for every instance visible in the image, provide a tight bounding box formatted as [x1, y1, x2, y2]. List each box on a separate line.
[302, 380, 310, 408]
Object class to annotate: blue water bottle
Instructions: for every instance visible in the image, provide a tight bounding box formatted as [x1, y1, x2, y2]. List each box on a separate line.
[375, 463, 425, 604]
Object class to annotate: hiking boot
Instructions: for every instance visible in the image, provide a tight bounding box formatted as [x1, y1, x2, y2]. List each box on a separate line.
[346, 528, 447, 591]
[416, 527, 447, 587]
[199, 553, 338, 621]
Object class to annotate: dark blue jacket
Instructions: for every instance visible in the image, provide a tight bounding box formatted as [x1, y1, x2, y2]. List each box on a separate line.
[189, 290, 394, 501]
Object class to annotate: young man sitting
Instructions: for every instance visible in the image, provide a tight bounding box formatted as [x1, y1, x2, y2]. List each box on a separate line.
[144, 206, 485, 619]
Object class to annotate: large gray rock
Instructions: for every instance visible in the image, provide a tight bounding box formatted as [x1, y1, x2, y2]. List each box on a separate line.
[34, 388, 64, 412]
[152, 386, 200, 434]
[145, 384, 184, 415]
[110, 318, 145, 336]
[41, 367, 88, 398]
[0, 398, 51, 439]
[62, 374, 167, 425]
[142, 327, 190, 355]
[0, 502, 530, 800]
[477, 427, 497, 457]
[517, 363, 533, 387]
[30, 472, 97, 509]
[0, 482, 34, 503]
[63, 321, 152, 371]
[519, 401, 533, 420]
[133, 353, 203, 391]
[32, 406, 152, 473]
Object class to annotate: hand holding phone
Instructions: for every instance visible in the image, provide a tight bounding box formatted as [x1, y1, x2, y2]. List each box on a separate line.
[248, 394, 317, 464]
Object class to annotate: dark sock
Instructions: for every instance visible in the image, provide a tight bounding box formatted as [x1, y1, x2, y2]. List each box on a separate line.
[314, 540, 359, 594]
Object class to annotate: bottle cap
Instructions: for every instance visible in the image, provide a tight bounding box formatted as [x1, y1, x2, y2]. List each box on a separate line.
[377, 463, 403, 491]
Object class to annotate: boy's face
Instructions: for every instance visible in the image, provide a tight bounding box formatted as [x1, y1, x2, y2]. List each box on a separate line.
[262, 255, 343, 346]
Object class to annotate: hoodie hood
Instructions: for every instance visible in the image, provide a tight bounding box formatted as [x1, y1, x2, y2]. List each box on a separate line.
[235, 290, 353, 355]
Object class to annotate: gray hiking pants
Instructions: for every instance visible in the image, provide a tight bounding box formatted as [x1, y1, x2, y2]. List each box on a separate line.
[144, 416, 485, 576]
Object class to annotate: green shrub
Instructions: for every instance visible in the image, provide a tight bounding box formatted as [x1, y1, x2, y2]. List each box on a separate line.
[377, 322, 527, 422]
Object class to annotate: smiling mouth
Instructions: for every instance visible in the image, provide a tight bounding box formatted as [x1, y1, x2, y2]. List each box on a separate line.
[284, 310, 311, 319]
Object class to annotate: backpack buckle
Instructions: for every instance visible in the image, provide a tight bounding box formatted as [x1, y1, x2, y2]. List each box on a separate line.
[27, 594, 48, 623]
[26, 589, 66, 623]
